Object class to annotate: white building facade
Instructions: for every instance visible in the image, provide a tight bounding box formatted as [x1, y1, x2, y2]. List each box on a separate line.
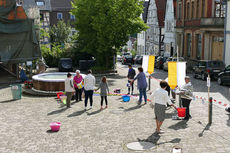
[137, 31, 146, 55]
[164, 0, 176, 57]
[224, 0, 230, 66]
[146, 0, 159, 55]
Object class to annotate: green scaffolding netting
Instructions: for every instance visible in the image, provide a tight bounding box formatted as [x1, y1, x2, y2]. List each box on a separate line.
[0, 0, 41, 63]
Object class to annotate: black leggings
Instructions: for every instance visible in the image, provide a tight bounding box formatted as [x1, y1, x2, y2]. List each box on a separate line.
[101, 96, 108, 106]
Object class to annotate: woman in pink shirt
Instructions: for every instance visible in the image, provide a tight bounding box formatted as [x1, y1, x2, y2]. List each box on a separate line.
[73, 70, 83, 102]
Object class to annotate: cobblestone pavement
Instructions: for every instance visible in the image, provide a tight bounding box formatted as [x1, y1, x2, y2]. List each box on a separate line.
[0, 63, 230, 153]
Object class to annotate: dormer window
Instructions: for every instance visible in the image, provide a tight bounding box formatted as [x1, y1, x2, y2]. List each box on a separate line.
[17, 0, 24, 5]
[36, 1, 45, 6]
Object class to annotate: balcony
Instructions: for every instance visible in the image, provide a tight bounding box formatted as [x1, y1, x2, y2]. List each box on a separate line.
[200, 18, 224, 28]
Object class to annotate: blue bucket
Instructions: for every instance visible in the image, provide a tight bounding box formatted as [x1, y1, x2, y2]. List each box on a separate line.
[122, 95, 130, 102]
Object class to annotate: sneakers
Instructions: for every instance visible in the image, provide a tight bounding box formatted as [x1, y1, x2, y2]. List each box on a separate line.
[90, 106, 92, 109]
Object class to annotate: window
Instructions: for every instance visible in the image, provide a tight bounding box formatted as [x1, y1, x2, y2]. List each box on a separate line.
[36, 1, 44, 6]
[166, 21, 172, 32]
[187, 33, 192, 57]
[40, 13, 44, 21]
[178, 3, 182, 20]
[215, 0, 225, 17]
[196, 0, 200, 18]
[192, 2, 195, 19]
[70, 14, 75, 20]
[202, 0, 205, 17]
[17, 0, 23, 5]
[187, 2, 190, 19]
[57, 13, 63, 20]
[196, 34, 202, 60]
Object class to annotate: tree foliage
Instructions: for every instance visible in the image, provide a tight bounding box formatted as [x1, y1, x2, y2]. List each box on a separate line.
[72, 0, 148, 69]
[49, 20, 71, 45]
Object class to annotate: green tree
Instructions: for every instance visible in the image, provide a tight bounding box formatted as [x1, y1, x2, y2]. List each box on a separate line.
[72, 0, 148, 69]
[49, 20, 71, 45]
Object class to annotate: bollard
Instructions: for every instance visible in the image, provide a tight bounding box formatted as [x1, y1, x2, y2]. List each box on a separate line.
[148, 77, 151, 91]
[208, 97, 213, 124]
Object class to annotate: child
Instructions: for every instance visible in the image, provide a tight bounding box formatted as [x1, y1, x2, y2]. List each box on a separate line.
[150, 81, 177, 134]
[95, 76, 109, 110]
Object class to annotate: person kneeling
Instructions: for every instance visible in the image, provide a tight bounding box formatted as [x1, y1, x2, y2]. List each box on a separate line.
[151, 81, 177, 134]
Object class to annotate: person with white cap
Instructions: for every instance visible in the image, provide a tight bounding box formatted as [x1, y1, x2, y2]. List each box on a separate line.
[179, 76, 193, 120]
[73, 70, 83, 102]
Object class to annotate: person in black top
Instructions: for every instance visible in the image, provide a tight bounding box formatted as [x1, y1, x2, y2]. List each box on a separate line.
[127, 64, 136, 95]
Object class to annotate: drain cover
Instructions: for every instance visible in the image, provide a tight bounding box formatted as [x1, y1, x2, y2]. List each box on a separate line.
[110, 110, 124, 114]
[126, 142, 155, 151]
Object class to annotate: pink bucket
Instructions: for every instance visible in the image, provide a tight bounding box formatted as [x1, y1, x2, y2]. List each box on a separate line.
[50, 122, 61, 132]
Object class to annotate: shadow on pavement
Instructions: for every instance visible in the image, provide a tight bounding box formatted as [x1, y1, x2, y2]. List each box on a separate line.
[0, 99, 17, 103]
[137, 132, 161, 144]
[198, 123, 211, 137]
[47, 107, 68, 116]
[124, 104, 144, 112]
[158, 138, 181, 145]
[87, 109, 102, 116]
[168, 120, 188, 130]
[46, 129, 59, 134]
[67, 109, 85, 117]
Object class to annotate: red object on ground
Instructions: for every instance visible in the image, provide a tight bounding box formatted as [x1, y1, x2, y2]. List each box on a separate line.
[177, 108, 186, 118]
[50, 122, 61, 132]
[56, 92, 64, 99]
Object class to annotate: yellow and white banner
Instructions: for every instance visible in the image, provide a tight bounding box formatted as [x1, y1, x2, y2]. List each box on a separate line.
[142, 55, 155, 74]
[168, 62, 186, 89]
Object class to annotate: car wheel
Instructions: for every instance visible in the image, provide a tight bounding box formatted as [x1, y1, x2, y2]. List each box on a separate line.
[201, 73, 206, 81]
[218, 77, 223, 85]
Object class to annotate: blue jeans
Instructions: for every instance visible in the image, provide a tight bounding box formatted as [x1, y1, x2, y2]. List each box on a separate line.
[139, 88, 147, 103]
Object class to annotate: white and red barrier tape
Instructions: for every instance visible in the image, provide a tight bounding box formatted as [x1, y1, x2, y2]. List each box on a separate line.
[150, 76, 230, 108]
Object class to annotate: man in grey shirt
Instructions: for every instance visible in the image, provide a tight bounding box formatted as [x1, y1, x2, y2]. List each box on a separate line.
[180, 76, 193, 120]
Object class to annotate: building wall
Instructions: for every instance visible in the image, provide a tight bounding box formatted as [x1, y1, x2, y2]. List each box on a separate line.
[176, 0, 225, 63]
[50, 11, 75, 27]
[164, 0, 176, 57]
[137, 31, 146, 55]
[146, 0, 159, 55]
[225, 0, 230, 66]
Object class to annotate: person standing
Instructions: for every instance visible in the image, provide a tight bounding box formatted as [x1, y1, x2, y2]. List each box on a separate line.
[95, 76, 109, 110]
[65, 72, 74, 108]
[73, 70, 83, 102]
[151, 81, 177, 134]
[84, 70, 95, 110]
[131, 67, 147, 104]
[127, 64, 136, 95]
[180, 76, 193, 120]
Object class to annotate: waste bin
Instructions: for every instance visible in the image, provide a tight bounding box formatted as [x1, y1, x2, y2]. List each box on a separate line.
[10, 84, 22, 100]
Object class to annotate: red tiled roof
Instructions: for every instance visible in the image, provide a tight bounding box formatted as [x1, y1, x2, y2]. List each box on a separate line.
[155, 0, 167, 27]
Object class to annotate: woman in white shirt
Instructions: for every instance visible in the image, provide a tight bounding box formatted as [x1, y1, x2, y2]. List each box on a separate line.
[152, 81, 177, 134]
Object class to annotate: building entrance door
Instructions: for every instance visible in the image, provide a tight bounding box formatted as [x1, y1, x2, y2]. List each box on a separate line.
[212, 37, 224, 60]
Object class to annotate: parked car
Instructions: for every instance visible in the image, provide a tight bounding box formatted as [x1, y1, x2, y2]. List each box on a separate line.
[136, 56, 143, 65]
[122, 55, 134, 65]
[134, 55, 141, 64]
[155, 56, 168, 69]
[217, 65, 230, 85]
[58, 58, 73, 72]
[163, 57, 185, 71]
[117, 55, 122, 62]
[193, 60, 225, 80]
